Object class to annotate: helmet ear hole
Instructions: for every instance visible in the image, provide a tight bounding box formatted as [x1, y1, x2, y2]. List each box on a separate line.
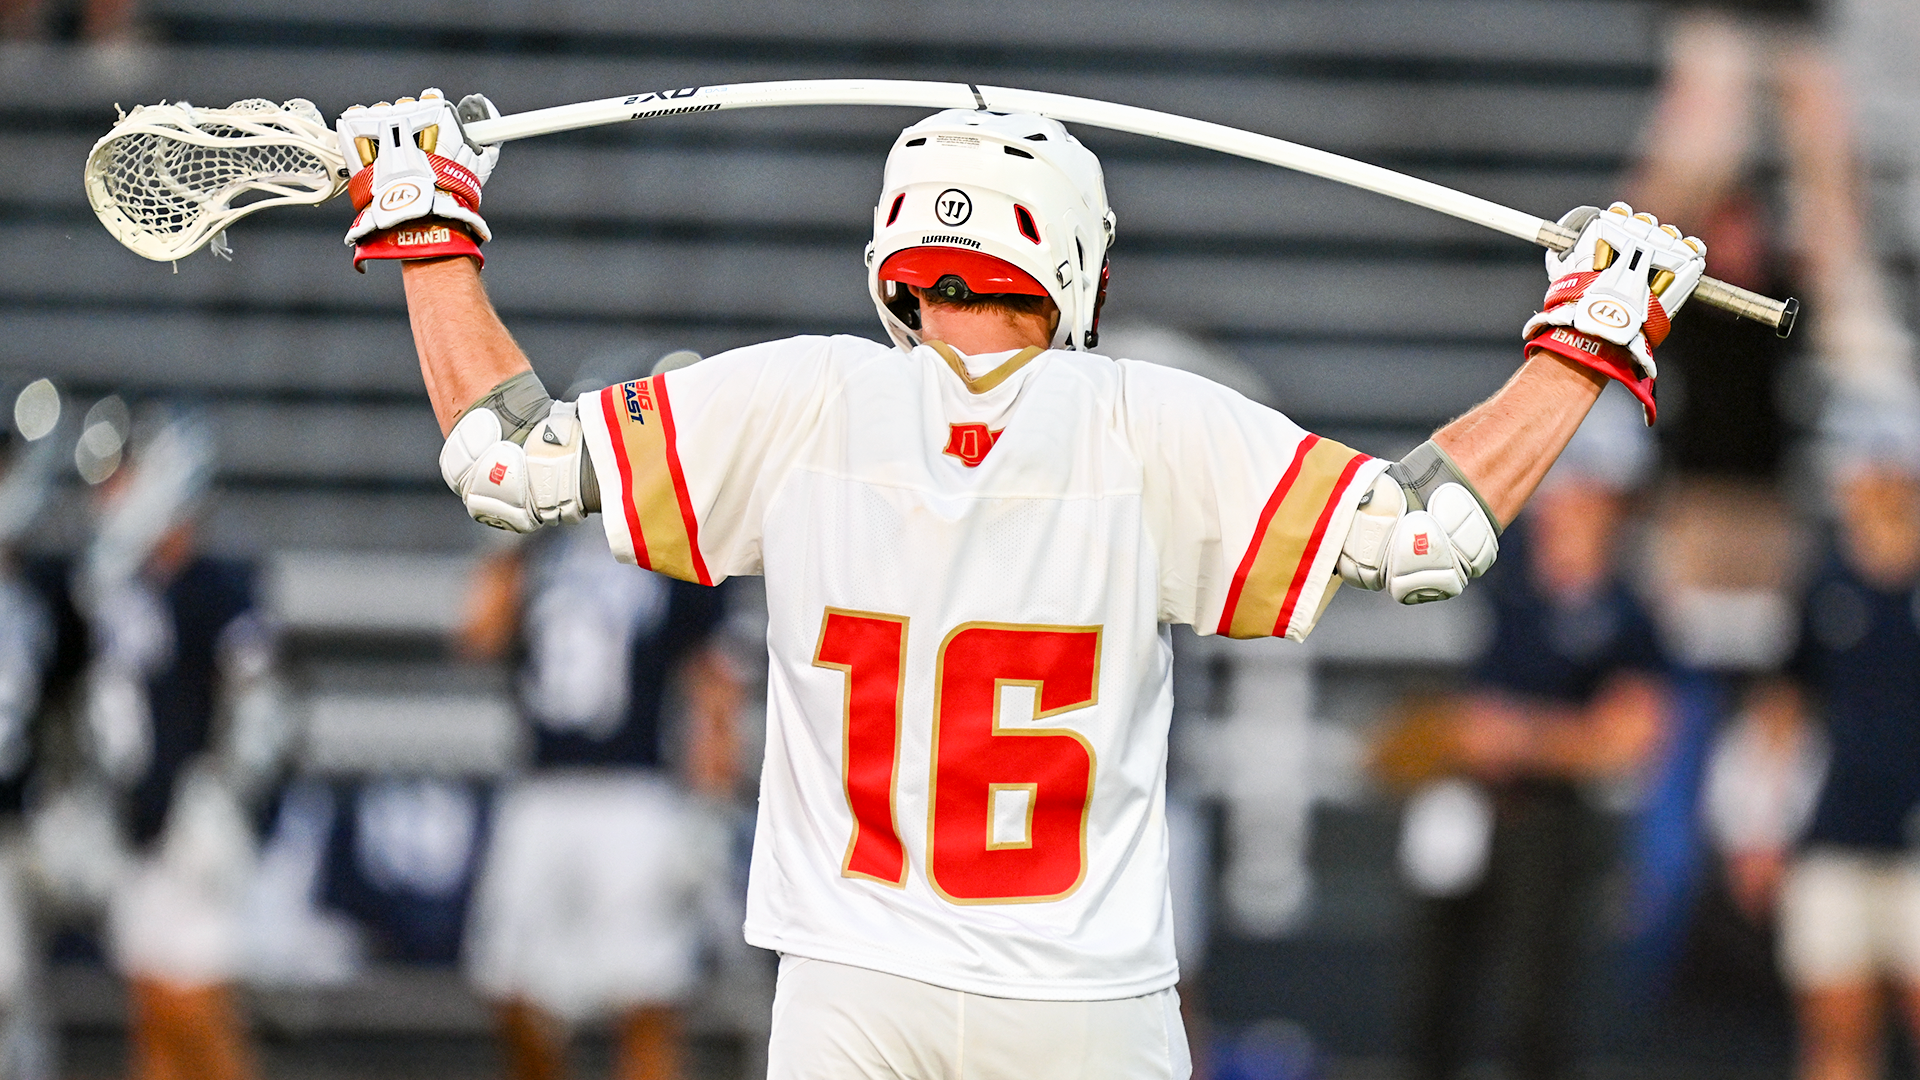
[883, 280, 921, 331]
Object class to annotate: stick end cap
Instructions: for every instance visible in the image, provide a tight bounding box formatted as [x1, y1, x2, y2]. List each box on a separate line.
[1776, 297, 1799, 339]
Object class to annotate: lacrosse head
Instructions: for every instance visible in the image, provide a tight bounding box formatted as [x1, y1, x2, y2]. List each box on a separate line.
[84, 98, 348, 262]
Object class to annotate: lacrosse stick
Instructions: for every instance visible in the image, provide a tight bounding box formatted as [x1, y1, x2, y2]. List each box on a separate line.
[86, 97, 346, 263]
[85, 78, 1797, 336]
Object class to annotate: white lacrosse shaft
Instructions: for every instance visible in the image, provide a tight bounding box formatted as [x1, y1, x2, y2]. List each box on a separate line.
[463, 78, 1796, 336]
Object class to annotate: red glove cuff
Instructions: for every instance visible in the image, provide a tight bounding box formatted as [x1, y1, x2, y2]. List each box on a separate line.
[352, 218, 484, 271]
[1525, 326, 1657, 425]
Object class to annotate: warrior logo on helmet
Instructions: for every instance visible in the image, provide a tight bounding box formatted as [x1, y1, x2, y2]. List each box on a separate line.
[934, 189, 972, 226]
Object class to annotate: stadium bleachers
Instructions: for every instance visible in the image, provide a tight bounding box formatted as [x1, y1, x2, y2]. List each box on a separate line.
[11, 2, 1828, 1073]
[2, 0, 1669, 550]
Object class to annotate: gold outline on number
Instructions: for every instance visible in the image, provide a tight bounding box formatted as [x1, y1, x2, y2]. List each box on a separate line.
[985, 781, 1039, 850]
[926, 621, 1101, 906]
[813, 607, 911, 889]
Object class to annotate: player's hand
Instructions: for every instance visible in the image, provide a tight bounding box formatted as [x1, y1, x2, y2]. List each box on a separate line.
[1522, 202, 1705, 424]
[335, 89, 500, 272]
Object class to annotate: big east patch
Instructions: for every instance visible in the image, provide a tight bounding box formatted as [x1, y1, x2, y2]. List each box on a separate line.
[622, 379, 655, 423]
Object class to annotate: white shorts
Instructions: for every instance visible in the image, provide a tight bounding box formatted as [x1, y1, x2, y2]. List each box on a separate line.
[1779, 848, 1920, 989]
[767, 955, 1192, 1080]
[464, 772, 723, 1021]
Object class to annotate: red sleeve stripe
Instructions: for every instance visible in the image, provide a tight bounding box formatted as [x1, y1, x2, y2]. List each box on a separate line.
[1216, 435, 1318, 637]
[599, 386, 654, 572]
[651, 375, 712, 587]
[1215, 434, 1371, 640]
[1271, 452, 1367, 637]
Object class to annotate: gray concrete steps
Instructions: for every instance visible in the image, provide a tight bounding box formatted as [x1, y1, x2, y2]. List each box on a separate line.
[140, 0, 1662, 64]
[8, 45, 1654, 159]
[17, 131, 1620, 244]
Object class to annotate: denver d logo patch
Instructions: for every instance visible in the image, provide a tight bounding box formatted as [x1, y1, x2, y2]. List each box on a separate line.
[943, 423, 1002, 468]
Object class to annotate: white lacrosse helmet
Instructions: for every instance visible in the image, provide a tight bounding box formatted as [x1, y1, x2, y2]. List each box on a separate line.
[867, 109, 1117, 352]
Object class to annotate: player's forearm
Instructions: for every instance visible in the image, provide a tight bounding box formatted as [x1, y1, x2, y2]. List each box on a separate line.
[1431, 353, 1608, 527]
[400, 257, 535, 435]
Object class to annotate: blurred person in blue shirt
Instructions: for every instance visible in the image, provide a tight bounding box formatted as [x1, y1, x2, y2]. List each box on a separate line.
[458, 514, 743, 1080]
[1392, 386, 1670, 1080]
[58, 413, 278, 1080]
[1768, 399, 1920, 1080]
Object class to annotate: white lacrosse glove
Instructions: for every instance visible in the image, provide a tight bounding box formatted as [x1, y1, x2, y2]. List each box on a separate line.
[1522, 202, 1706, 425]
[1338, 476, 1498, 604]
[440, 400, 587, 533]
[335, 89, 500, 271]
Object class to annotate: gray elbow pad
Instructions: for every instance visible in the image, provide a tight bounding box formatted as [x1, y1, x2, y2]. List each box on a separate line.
[1385, 440, 1501, 536]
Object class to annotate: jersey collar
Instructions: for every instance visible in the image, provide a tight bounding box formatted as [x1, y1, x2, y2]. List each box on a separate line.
[924, 341, 1046, 395]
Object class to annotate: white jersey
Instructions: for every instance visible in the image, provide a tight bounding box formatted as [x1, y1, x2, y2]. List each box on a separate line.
[579, 335, 1384, 1000]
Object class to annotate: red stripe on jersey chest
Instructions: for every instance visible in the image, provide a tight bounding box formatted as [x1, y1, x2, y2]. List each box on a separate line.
[942, 423, 1004, 468]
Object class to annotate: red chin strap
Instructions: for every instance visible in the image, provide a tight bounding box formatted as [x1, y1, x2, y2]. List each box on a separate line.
[878, 246, 1049, 296]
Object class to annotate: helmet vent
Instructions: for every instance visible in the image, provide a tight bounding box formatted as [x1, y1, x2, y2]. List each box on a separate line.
[1014, 205, 1040, 243]
[1024, 133, 1047, 141]
[904, 137, 926, 147]
[886, 194, 904, 226]
[1003, 145, 1033, 159]
[1075, 237, 1084, 269]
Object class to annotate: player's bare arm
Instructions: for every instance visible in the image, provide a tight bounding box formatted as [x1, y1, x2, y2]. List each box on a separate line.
[1431, 353, 1608, 527]
[401, 256, 529, 434]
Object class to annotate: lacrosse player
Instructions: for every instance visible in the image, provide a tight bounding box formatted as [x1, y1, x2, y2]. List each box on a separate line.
[336, 89, 1707, 1078]
[458, 515, 742, 1080]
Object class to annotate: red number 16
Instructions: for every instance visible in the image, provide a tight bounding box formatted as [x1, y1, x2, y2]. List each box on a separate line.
[813, 610, 1100, 904]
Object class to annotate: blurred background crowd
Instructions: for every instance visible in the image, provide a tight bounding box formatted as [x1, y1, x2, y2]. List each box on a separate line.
[2, 0, 1920, 1077]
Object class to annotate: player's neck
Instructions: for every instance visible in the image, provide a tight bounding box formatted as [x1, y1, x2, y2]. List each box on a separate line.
[918, 306, 1053, 355]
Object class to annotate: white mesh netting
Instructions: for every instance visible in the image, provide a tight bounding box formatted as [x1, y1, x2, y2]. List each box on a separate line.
[85, 98, 347, 262]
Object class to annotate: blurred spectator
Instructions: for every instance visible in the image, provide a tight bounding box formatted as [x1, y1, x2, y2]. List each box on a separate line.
[1632, 0, 1914, 401]
[1379, 387, 1670, 1080]
[0, 0, 137, 46]
[0, 379, 81, 1080]
[1766, 401, 1920, 1080]
[1702, 682, 1826, 929]
[1630, 0, 1912, 682]
[58, 411, 278, 1080]
[457, 513, 743, 1080]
